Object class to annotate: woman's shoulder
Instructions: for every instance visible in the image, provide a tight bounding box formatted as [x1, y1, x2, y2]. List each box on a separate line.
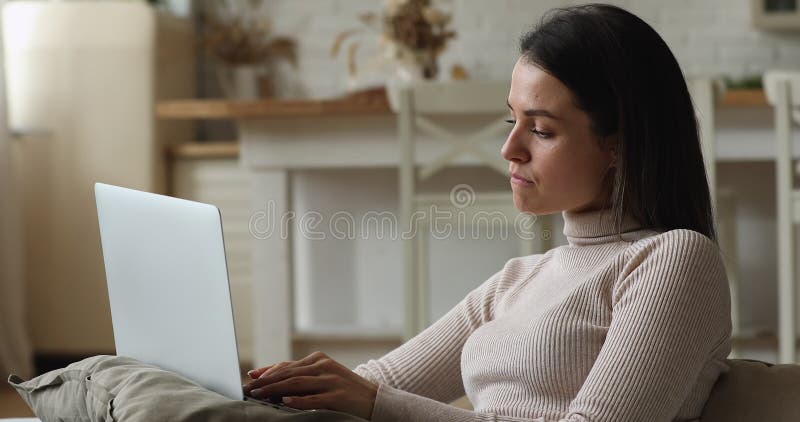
[610, 229, 731, 340]
[625, 228, 719, 259]
[615, 228, 727, 295]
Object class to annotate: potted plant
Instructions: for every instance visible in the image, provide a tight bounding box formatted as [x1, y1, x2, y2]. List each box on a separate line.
[202, 0, 296, 99]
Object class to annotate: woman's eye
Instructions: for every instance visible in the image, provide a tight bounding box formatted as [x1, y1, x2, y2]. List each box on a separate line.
[505, 119, 552, 140]
[531, 129, 552, 139]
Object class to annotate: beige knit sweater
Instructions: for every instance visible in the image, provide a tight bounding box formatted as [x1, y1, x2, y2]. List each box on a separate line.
[354, 207, 732, 422]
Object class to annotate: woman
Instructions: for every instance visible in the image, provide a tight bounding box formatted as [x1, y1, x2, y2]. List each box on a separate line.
[244, 4, 732, 421]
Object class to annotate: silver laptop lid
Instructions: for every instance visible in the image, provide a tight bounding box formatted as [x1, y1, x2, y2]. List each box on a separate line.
[94, 183, 243, 400]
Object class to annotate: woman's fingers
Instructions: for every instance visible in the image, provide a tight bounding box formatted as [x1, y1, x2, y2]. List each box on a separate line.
[245, 352, 335, 391]
[247, 365, 273, 379]
[244, 362, 290, 393]
[260, 352, 323, 378]
[245, 360, 326, 393]
[243, 351, 377, 420]
[258, 361, 290, 379]
[249, 375, 335, 399]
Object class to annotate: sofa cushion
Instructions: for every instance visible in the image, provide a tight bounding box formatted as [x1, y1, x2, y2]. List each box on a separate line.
[8, 355, 365, 422]
[701, 358, 800, 422]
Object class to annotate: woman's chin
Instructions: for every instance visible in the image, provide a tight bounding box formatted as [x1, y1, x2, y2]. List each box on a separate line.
[513, 197, 558, 216]
[512, 197, 540, 215]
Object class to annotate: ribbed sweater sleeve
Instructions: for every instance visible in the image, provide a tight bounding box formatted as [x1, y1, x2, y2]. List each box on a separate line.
[355, 229, 731, 422]
[353, 263, 513, 404]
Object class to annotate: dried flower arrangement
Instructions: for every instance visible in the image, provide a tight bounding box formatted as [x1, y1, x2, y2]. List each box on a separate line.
[201, 0, 297, 98]
[331, 0, 457, 81]
[202, 1, 296, 67]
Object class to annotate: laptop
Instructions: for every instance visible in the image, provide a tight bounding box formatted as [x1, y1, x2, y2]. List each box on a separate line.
[94, 183, 301, 411]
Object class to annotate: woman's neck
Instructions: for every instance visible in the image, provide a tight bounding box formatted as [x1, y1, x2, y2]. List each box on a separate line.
[561, 207, 646, 246]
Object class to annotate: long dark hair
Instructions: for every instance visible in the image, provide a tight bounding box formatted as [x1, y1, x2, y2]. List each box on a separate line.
[519, 4, 716, 241]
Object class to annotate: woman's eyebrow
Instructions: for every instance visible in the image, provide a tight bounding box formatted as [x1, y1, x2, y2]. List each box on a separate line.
[506, 100, 562, 120]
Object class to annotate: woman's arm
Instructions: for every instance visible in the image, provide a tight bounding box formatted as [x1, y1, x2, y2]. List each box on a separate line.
[353, 230, 732, 422]
[352, 265, 507, 403]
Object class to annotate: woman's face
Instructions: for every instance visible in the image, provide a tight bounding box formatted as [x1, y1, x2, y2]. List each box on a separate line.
[502, 57, 617, 215]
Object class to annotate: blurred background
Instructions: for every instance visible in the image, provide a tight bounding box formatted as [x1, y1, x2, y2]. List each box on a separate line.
[2, 0, 800, 416]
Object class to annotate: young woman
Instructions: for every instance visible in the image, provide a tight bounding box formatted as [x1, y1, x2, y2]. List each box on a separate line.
[244, 4, 732, 421]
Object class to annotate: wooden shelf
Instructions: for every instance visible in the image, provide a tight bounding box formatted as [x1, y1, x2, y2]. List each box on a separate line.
[720, 88, 768, 107]
[157, 88, 391, 120]
[168, 141, 240, 159]
[158, 87, 768, 121]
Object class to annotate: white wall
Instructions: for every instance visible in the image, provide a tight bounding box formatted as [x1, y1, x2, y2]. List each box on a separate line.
[262, 0, 800, 99]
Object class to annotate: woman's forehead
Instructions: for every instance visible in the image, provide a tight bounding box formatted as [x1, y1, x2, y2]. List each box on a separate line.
[509, 59, 574, 117]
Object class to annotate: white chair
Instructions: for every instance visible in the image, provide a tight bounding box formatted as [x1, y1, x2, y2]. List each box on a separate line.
[390, 78, 741, 342]
[689, 78, 742, 357]
[763, 71, 800, 364]
[391, 81, 549, 338]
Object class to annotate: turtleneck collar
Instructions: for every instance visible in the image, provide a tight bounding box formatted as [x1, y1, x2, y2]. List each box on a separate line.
[562, 207, 648, 247]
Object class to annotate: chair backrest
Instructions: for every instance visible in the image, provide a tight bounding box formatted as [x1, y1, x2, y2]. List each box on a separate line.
[762, 70, 800, 364]
[687, 78, 720, 212]
[389, 80, 509, 115]
[392, 80, 512, 181]
[763, 71, 800, 165]
[763, 71, 800, 174]
[763, 70, 800, 184]
[764, 71, 800, 108]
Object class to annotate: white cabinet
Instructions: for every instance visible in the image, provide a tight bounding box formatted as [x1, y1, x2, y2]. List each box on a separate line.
[171, 155, 255, 364]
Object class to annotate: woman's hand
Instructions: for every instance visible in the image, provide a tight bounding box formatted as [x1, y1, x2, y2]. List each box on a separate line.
[244, 351, 378, 420]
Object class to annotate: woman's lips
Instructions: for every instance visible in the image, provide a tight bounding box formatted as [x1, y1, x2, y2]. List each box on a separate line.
[511, 172, 534, 186]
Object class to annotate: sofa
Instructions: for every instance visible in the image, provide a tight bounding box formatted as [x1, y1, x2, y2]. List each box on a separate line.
[700, 358, 800, 421]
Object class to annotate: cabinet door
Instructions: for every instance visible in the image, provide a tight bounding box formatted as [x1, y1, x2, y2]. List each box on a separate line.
[172, 158, 256, 364]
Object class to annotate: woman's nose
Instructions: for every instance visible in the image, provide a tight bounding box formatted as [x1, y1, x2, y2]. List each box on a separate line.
[501, 129, 531, 163]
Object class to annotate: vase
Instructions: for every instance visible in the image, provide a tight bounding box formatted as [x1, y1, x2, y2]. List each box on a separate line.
[216, 64, 266, 100]
[394, 49, 439, 83]
[416, 49, 439, 80]
[386, 50, 439, 112]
